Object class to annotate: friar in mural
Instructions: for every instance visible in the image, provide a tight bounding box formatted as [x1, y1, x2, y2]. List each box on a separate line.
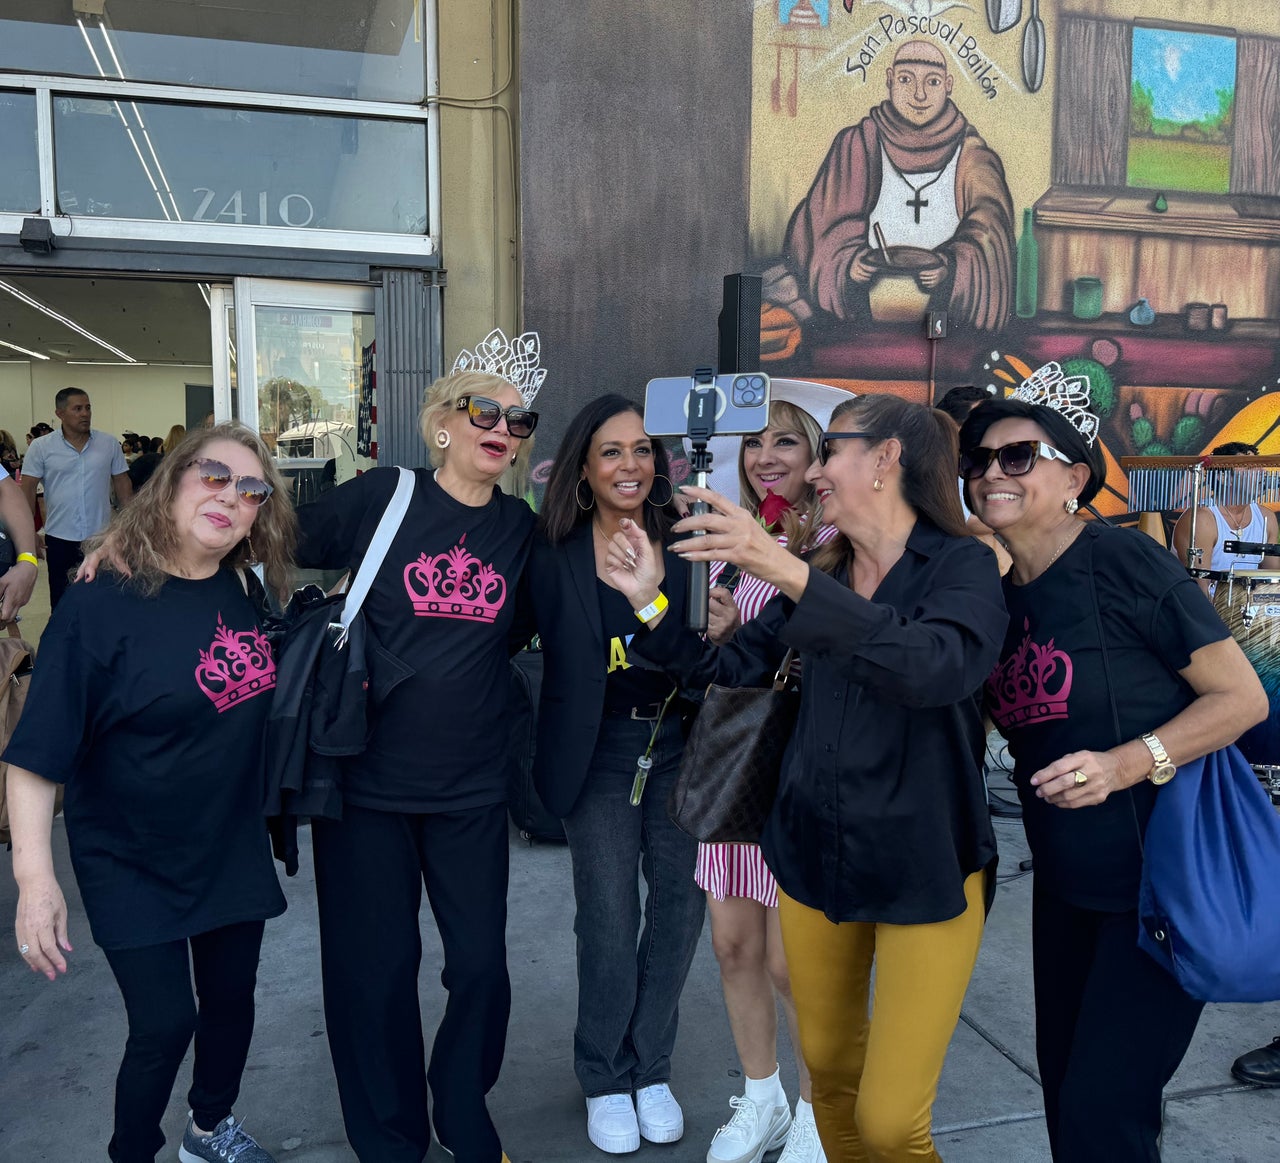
[774, 39, 1016, 333]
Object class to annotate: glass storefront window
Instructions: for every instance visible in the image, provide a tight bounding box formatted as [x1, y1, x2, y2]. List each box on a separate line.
[0, 2, 426, 103]
[0, 89, 39, 212]
[255, 305, 375, 508]
[53, 97, 427, 234]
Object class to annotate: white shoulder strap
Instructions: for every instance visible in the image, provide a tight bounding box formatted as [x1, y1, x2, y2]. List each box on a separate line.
[339, 467, 415, 633]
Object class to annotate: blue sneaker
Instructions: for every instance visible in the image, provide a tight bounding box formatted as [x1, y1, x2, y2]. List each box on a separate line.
[178, 1115, 276, 1163]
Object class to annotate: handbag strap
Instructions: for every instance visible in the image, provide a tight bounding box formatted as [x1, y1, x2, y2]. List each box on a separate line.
[1086, 535, 1146, 858]
[336, 467, 415, 642]
[772, 648, 798, 691]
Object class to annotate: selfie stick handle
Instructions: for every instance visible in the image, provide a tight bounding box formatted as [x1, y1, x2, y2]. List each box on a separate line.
[685, 368, 717, 634]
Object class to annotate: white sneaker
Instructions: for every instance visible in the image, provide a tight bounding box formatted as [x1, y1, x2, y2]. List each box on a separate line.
[586, 1094, 641, 1154]
[707, 1093, 793, 1163]
[777, 1099, 827, 1163]
[636, 1082, 685, 1144]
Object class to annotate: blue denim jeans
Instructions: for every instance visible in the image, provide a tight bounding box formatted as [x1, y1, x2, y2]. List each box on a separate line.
[562, 713, 705, 1097]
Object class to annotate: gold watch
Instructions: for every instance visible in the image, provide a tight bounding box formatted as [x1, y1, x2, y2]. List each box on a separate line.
[1140, 732, 1176, 785]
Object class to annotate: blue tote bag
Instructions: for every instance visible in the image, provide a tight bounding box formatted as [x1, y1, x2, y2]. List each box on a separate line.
[1138, 744, 1280, 1003]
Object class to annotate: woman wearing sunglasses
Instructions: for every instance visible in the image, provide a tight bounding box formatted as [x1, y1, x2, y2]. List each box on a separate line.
[958, 387, 1266, 1161]
[521, 395, 703, 1154]
[8, 423, 296, 1163]
[604, 394, 1007, 1161]
[290, 366, 538, 1163]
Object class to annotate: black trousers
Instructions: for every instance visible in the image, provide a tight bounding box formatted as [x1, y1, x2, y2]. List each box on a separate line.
[1032, 889, 1204, 1162]
[44, 534, 83, 610]
[312, 802, 511, 1163]
[101, 919, 266, 1163]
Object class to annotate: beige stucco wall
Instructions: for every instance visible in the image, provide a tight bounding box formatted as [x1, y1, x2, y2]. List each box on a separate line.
[436, 0, 520, 364]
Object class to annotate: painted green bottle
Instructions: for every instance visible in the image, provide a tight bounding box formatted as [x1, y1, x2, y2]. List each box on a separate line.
[1016, 207, 1038, 319]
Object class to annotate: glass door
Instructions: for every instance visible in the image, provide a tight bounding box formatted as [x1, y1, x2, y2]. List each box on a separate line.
[228, 278, 376, 506]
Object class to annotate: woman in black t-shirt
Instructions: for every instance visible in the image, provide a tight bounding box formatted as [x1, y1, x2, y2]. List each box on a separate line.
[8, 423, 296, 1163]
[292, 368, 538, 1163]
[959, 389, 1267, 1162]
[608, 394, 1007, 1161]
[524, 395, 701, 1154]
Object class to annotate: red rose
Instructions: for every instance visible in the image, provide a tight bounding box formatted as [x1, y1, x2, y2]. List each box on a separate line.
[758, 488, 795, 533]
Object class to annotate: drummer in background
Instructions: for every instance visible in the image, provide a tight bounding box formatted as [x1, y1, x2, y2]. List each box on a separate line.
[1171, 442, 1280, 593]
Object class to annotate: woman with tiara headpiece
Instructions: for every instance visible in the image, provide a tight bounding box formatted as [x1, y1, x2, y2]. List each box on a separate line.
[960, 366, 1266, 1161]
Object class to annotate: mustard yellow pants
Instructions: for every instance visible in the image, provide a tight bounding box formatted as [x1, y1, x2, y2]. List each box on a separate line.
[777, 871, 987, 1162]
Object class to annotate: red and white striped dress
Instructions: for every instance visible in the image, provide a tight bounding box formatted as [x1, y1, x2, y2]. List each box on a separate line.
[695, 524, 839, 907]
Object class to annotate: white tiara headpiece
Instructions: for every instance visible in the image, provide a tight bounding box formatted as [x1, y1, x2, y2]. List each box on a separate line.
[450, 328, 547, 406]
[1011, 361, 1099, 446]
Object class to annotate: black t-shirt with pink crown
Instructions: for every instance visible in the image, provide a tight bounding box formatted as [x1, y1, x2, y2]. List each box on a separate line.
[5, 569, 286, 950]
[295, 467, 536, 813]
[987, 522, 1228, 911]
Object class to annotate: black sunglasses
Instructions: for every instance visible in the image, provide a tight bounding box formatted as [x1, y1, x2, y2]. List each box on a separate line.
[959, 440, 1074, 481]
[189, 458, 273, 506]
[817, 431, 876, 466]
[456, 395, 539, 439]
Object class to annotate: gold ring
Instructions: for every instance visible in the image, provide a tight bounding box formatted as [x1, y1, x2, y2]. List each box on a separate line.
[1073, 770, 1088, 787]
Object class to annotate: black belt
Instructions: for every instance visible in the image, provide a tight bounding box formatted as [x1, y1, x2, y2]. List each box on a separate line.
[603, 701, 668, 721]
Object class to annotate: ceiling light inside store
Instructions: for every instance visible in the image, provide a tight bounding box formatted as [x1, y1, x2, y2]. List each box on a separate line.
[66, 360, 150, 366]
[0, 279, 137, 363]
[0, 339, 50, 360]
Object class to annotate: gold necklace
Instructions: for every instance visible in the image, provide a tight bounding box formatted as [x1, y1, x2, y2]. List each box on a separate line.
[1017, 524, 1081, 583]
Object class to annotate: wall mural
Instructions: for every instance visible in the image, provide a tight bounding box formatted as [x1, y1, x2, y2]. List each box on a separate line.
[748, 0, 1280, 517]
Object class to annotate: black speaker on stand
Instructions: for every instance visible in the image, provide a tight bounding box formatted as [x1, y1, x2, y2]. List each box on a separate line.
[717, 273, 762, 373]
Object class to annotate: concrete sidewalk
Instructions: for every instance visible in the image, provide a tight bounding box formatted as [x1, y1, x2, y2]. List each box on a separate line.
[4, 813, 1278, 1161]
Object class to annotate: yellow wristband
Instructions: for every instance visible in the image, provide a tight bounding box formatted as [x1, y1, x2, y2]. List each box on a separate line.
[16, 553, 37, 568]
[635, 591, 669, 624]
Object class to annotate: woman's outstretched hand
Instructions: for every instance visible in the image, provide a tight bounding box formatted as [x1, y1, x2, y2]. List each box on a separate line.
[75, 535, 129, 583]
[673, 486, 810, 602]
[604, 518, 661, 610]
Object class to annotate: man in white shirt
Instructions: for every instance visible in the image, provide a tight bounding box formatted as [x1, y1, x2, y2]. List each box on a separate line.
[21, 387, 132, 609]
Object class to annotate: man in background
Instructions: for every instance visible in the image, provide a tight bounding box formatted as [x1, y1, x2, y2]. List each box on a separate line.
[21, 388, 132, 609]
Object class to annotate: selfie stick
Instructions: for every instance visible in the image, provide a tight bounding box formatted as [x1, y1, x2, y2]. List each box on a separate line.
[685, 366, 717, 633]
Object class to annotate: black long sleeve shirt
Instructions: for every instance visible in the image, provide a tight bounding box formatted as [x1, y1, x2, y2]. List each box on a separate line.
[635, 520, 1008, 924]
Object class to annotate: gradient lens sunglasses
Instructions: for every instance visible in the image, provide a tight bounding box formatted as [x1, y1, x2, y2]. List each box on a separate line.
[817, 431, 876, 466]
[959, 440, 1074, 481]
[189, 458, 274, 506]
[456, 395, 539, 439]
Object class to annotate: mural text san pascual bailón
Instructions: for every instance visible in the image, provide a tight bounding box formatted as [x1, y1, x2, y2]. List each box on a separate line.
[847, 16, 1003, 99]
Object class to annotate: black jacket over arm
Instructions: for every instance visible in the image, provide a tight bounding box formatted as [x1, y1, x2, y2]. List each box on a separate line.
[633, 520, 1008, 925]
[522, 522, 690, 819]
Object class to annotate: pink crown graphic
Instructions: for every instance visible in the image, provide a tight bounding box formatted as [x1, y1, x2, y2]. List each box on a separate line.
[195, 616, 277, 714]
[403, 534, 508, 623]
[986, 618, 1073, 729]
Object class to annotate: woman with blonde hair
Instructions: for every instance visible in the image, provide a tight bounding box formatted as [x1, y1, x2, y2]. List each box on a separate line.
[9, 422, 295, 1163]
[163, 424, 187, 457]
[289, 347, 540, 1163]
[703, 397, 834, 1163]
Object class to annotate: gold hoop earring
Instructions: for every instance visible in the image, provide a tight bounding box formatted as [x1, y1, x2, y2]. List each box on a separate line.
[435, 430, 450, 450]
[575, 479, 596, 512]
[1065, 498, 1079, 514]
[873, 478, 884, 492]
[646, 474, 675, 508]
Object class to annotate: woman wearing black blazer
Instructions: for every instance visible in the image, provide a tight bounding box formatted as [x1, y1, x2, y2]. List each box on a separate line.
[525, 395, 704, 1155]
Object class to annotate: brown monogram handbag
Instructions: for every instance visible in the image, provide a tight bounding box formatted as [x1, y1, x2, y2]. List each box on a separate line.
[668, 650, 799, 843]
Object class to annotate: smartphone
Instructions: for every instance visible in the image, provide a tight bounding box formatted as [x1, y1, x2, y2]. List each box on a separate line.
[643, 372, 772, 438]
